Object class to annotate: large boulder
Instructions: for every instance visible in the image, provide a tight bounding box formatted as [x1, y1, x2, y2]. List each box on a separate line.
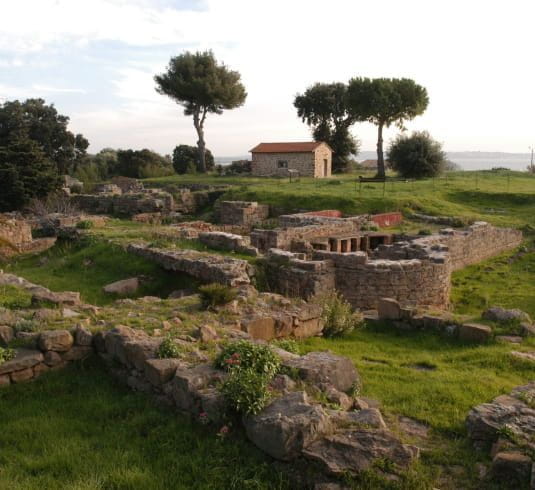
[243, 391, 331, 461]
[283, 351, 359, 392]
[303, 429, 419, 475]
[103, 277, 139, 295]
[483, 307, 531, 324]
[38, 330, 74, 352]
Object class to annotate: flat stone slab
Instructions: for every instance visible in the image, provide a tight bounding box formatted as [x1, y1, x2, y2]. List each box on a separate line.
[0, 349, 44, 375]
[511, 351, 535, 363]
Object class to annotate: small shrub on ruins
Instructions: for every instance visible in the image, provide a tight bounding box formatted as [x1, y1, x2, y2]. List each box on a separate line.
[76, 220, 94, 230]
[214, 340, 281, 377]
[0, 285, 32, 309]
[0, 347, 15, 364]
[320, 291, 364, 338]
[13, 318, 38, 333]
[156, 336, 182, 359]
[418, 228, 432, 236]
[270, 338, 300, 355]
[220, 367, 271, 415]
[199, 283, 237, 309]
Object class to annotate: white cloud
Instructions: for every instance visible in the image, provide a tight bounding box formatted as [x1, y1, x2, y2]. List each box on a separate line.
[3, 0, 535, 154]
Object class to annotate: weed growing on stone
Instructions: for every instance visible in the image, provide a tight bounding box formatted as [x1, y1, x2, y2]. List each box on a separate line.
[270, 338, 300, 354]
[198, 283, 237, 309]
[0, 346, 15, 364]
[156, 336, 183, 359]
[319, 291, 364, 338]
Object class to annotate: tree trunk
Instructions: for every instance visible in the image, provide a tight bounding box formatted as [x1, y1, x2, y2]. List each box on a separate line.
[193, 111, 206, 173]
[376, 123, 385, 178]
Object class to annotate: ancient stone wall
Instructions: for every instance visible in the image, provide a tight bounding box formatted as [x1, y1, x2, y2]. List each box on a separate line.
[71, 191, 174, 217]
[127, 244, 253, 286]
[0, 327, 92, 386]
[251, 219, 364, 252]
[373, 222, 523, 271]
[262, 249, 335, 300]
[198, 231, 258, 256]
[0, 216, 56, 258]
[215, 201, 269, 226]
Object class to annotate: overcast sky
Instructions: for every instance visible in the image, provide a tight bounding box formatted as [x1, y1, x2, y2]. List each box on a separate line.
[1, 0, 534, 157]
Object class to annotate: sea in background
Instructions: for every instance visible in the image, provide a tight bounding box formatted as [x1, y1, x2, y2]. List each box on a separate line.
[216, 151, 534, 171]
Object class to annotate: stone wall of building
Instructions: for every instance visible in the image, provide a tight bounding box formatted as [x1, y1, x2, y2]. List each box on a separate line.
[313, 144, 332, 177]
[251, 152, 317, 177]
[127, 244, 253, 287]
[215, 201, 269, 226]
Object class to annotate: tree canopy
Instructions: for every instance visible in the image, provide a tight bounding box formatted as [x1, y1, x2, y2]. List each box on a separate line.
[155, 51, 246, 172]
[115, 149, 173, 179]
[0, 98, 88, 175]
[347, 78, 428, 178]
[294, 83, 360, 173]
[388, 131, 446, 178]
[172, 144, 214, 174]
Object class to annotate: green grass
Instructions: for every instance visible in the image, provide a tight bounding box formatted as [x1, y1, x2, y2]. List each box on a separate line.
[0, 358, 288, 490]
[4, 237, 198, 306]
[300, 323, 535, 489]
[146, 170, 535, 228]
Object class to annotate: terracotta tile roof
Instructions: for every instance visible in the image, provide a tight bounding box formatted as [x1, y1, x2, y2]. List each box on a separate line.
[250, 142, 331, 153]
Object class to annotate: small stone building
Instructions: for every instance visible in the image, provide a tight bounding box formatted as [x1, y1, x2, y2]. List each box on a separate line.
[250, 142, 332, 178]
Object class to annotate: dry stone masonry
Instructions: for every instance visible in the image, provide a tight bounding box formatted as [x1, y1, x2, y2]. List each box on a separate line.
[0, 215, 56, 258]
[215, 201, 269, 226]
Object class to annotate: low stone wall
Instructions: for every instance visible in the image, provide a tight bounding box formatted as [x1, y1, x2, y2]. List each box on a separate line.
[0, 327, 92, 386]
[174, 189, 226, 214]
[0, 216, 56, 258]
[127, 244, 253, 286]
[71, 191, 175, 217]
[198, 231, 258, 256]
[215, 201, 269, 226]
[373, 222, 523, 271]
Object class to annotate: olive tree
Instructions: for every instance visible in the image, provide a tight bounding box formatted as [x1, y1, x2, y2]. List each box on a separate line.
[155, 51, 247, 173]
[347, 78, 428, 178]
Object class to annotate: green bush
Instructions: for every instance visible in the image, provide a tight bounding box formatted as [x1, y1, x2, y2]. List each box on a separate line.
[215, 340, 280, 376]
[270, 338, 300, 355]
[320, 291, 363, 337]
[0, 347, 15, 364]
[13, 318, 38, 333]
[198, 283, 237, 309]
[215, 340, 281, 415]
[0, 285, 32, 309]
[156, 336, 182, 359]
[418, 228, 432, 236]
[76, 220, 94, 229]
[388, 131, 446, 179]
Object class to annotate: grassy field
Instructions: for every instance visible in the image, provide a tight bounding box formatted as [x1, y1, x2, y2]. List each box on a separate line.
[1, 170, 535, 489]
[0, 359, 289, 490]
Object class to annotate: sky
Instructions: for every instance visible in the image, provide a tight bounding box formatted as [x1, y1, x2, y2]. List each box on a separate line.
[1, 0, 534, 157]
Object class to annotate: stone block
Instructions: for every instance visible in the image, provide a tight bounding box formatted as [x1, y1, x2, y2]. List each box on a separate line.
[144, 358, 183, 387]
[62, 346, 93, 361]
[39, 330, 74, 352]
[103, 277, 139, 295]
[490, 452, 532, 485]
[293, 318, 323, 339]
[459, 323, 492, 343]
[10, 367, 34, 383]
[33, 362, 50, 377]
[44, 350, 63, 367]
[0, 325, 14, 346]
[241, 316, 276, 340]
[377, 298, 401, 320]
[74, 325, 93, 346]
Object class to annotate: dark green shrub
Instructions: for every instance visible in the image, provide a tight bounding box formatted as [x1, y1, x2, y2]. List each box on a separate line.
[320, 291, 363, 337]
[0, 347, 15, 364]
[156, 336, 182, 359]
[76, 220, 94, 229]
[418, 228, 432, 236]
[388, 131, 446, 178]
[199, 283, 237, 309]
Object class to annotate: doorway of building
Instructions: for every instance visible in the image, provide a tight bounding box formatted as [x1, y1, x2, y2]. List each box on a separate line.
[323, 159, 328, 176]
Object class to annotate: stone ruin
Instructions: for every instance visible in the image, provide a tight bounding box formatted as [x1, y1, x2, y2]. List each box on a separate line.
[0, 214, 56, 259]
[261, 219, 522, 311]
[214, 200, 269, 226]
